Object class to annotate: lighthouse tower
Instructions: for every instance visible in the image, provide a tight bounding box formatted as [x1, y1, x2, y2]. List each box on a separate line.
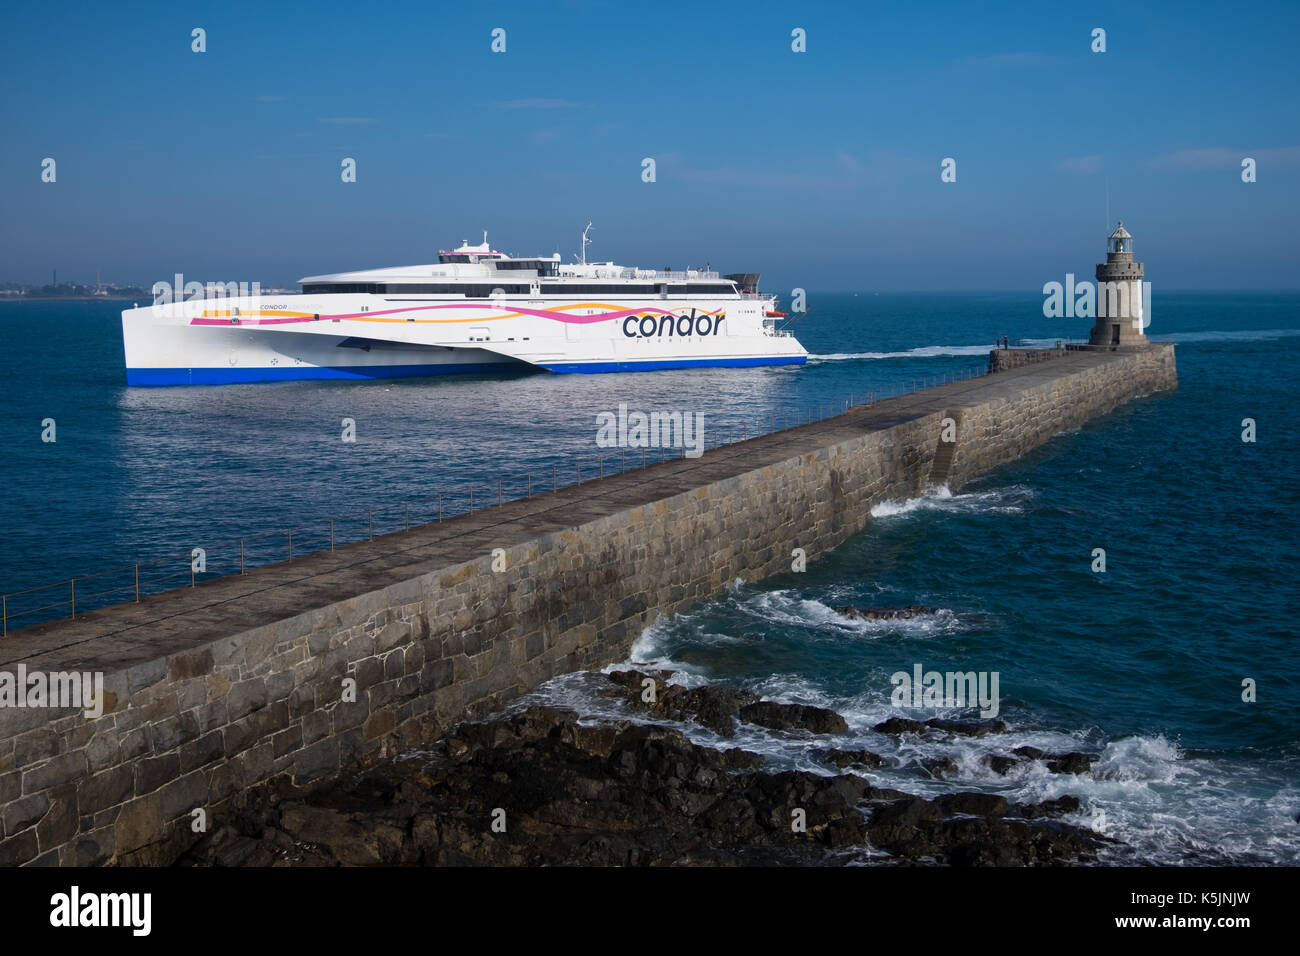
[1089, 221, 1147, 347]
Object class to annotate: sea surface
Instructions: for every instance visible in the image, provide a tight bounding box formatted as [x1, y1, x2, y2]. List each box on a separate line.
[2, 291, 1297, 864]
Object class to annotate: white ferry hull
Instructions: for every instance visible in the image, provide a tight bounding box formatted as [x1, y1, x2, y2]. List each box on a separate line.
[122, 294, 807, 386]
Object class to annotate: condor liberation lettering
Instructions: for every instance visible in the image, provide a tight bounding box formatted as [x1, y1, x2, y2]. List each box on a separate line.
[621, 311, 725, 338]
[50, 886, 151, 936]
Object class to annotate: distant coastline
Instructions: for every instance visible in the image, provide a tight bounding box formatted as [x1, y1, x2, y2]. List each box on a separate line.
[1, 282, 150, 301]
[0, 294, 144, 302]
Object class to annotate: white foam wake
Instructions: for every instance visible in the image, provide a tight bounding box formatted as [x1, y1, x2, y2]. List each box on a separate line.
[1152, 328, 1300, 344]
[809, 344, 994, 361]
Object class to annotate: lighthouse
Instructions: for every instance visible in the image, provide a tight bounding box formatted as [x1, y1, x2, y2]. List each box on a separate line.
[1089, 221, 1147, 347]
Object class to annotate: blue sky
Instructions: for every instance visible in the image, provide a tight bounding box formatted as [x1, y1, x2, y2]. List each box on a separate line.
[2, 0, 1297, 291]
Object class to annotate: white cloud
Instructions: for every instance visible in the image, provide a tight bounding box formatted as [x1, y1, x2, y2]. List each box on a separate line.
[1146, 145, 1300, 169]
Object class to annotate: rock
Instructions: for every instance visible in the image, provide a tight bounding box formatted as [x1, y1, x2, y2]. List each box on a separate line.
[602, 671, 758, 737]
[1012, 746, 1046, 760]
[176, 692, 1109, 868]
[987, 755, 1018, 776]
[1016, 795, 1082, 819]
[658, 685, 759, 737]
[874, 717, 929, 735]
[924, 718, 1009, 736]
[738, 701, 849, 735]
[606, 668, 676, 689]
[920, 756, 959, 779]
[834, 605, 936, 620]
[815, 748, 886, 770]
[936, 793, 1010, 817]
[1046, 752, 1094, 775]
[873, 716, 1006, 737]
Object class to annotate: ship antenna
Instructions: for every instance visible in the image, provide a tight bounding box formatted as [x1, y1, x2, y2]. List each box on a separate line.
[580, 220, 593, 266]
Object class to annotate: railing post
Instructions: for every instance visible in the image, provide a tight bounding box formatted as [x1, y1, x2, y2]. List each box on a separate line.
[405, 502, 410, 529]
[288, 530, 293, 562]
[527, 474, 531, 497]
[438, 494, 443, 522]
[135, 565, 140, 602]
[622, 449, 626, 472]
[498, 480, 502, 506]
[70, 579, 75, 618]
[240, 540, 245, 574]
[553, 464, 557, 492]
[468, 489, 473, 513]
[330, 519, 335, 550]
[576, 461, 580, 484]
[641, 448, 646, 467]
[369, 510, 374, 538]
[3, 594, 6, 637]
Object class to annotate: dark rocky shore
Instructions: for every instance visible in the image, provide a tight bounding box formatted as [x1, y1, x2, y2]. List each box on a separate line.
[180, 670, 1111, 866]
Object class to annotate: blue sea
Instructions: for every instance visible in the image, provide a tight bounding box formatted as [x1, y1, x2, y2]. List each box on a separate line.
[2, 292, 1297, 864]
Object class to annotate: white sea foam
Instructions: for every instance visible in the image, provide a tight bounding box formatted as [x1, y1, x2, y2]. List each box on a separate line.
[730, 589, 969, 639]
[870, 484, 1034, 518]
[808, 344, 994, 361]
[511, 663, 1300, 864]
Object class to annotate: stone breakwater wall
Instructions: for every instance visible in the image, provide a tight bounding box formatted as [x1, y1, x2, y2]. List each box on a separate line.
[0, 346, 1176, 866]
[989, 347, 1065, 373]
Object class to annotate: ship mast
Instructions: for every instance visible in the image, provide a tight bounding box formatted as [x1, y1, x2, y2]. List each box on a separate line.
[580, 221, 593, 266]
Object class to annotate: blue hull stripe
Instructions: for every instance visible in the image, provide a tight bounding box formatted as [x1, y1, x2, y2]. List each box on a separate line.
[126, 356, 807, 386]
[125, 362, 525, 386]
[539, 356, 808, 374]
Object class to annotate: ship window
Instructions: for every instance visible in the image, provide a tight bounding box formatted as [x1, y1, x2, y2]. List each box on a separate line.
[495, 260, 559, 276]
[543, 283, 658, 295]
[667, 283, 735, 295]
[383, 283, 529, 295]
[302, 283, 386, 294]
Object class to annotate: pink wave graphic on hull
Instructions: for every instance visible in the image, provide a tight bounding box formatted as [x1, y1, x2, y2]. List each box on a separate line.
[189, 303, 723, 327]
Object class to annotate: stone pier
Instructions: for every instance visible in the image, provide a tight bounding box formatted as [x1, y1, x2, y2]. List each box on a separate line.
[0, 344, 1177, 866]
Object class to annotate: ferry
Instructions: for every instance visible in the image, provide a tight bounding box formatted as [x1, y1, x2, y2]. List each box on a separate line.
[120, 225, 807, 385]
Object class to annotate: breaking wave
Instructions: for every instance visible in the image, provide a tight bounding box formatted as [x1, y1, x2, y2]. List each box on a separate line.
[870, 484, 1036, 518]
